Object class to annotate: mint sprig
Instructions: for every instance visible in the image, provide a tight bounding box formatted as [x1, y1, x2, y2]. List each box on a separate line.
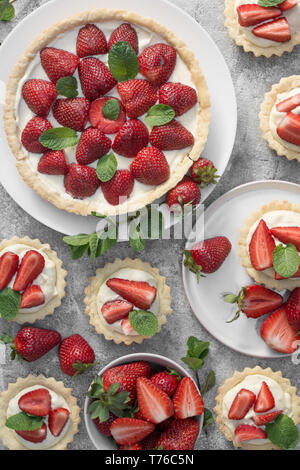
[0, 0, 15, 22]
[56, 76, 78, 98]
[39, 127, 78, 150]
[102, 99, 120, 121]
[273, 244, 300, 279]
[108, 41, 139, 82]
[258, 0, 285, 7]
[0, 288, 21, 321]
[6, 412, 44, 431]
[203, 408, 214, 429]
[96, 153, 118, 183]
[200, 370, 216, 395]
[266, 414, 299, 450]
[129, 310, 159, 337]
[146, 104, 175, 127]
[181, 336, 210, 372]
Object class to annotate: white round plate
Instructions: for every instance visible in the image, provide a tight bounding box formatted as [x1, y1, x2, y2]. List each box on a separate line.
[182, 180, 300, 359]
[0, 0, 236, 235]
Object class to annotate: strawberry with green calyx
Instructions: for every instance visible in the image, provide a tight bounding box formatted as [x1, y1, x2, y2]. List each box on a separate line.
[59, 334, 97, 377]
[150, 369, 181, 396]
[190, 158, 220, 188]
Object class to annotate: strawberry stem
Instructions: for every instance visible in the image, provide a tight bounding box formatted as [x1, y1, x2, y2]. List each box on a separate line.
[184, 250, 205, 282]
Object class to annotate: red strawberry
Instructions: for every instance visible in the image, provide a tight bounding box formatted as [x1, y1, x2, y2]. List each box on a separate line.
[120, 443, 143, 450]
[76, 127, 111, 165]
[93, 412, 116, 436]
[106, 278, 157, 310]
[79, 58, 117, 102]
[64, 163, 100, 199]
[260, 305, 299, 354]
[108, 23, 139, 54]
[270, 226, 300, 251]
[121, 318, 135, 336]
[117, 79, 157, 119]
[101, 170, 134, 206]
[113, 120, 149, 158]
[59, 334, 95, 377]
[276, 93, 300, 113]
[150, 371, 180, 396]
[252, 17, 291, 43]
[53, 98, 90, 132]
[280, 0, 298, 11]
[89, 97, 126, 134]
[101, 299, 134, 324]
[20, 285, 45, 309]
[136, 377, 174, 424]
[252, 410, 283, 426]
[190, 158, 219, 187]
[22, 79, 57, 117]
[236, 4, 281, 27]
[21, 117, 52, 154]
[16, 423, 47, 444]
[249, 219, 276, 271]
[277, 112, 300, 147]
[159, 82, 197, 116]
[40, 47, 79, 84]
[173, 377, 204, 419]
[228, 389, 256, 420]
[156, 417, 199, 450]
[13, 250, 45, 292]
[286, 288, 300, 330]
[76, 24, 107, 58]
[18, 388, 51, 416]
[235, 424, 267, 443]
[130, 146, 170, 185]
[49, 408, 70, 437]
[254, 381, 275, 413]
[150, 120, 194, 150]
[275, 265, 300, 280]
[0, 252, 19, 291]
[139, 43, 176, 86]
[166, 176, 201, 210]
[141, 431, 160, 450]
[38, 150, 69, 175]
[110, 418, 155, 445]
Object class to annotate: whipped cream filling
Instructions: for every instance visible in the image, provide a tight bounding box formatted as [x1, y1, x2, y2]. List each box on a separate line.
[15, 20, 200, 210]
[97, 267, 159, 336]
[7, 385, 70, 450]
[246, 210, 300, 280]
[222, 374, 292, 445]
[235, 0, 300, 47]
[0, 244, 57, 313]
[270, 87, 300, 152]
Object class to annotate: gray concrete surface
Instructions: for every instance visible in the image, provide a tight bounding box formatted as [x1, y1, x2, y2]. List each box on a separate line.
[0, 0, 300, 451]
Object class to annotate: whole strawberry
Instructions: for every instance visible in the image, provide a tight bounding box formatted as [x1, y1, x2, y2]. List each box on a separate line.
[166, 176, 201, 211]
[76, 24, 107, 58]
[76, 127, 112, 165]
[53, 98, 90, 132]
[101, 170, 134, 206]
[113, 119, 149, 158]
[130, 146, 170, 186]
[159, 82, 197, 116]
[156, 417, 200, 450]
[117, 79, 157, 119]
[139, 43, 176, 86]
[38, 150, 69, 175]
[150, 120, 194, 151]
[190, 158, 219, 188]
[64, 163, 100, 199]
[286, 288, 300, 330]
[108, 23, 139, 54]
[21, 117, 52, 154]
[150, 369, 181, 396]
[79, 57, 117, 102]
[22, 79, 57, 117]
[40, 47, 79, 84]
[93, 411, 116, 437]
[59, 334, 96, 377]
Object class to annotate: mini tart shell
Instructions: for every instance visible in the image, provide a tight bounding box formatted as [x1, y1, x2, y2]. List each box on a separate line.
[260, 75, 300, 162]
[0, 375, 80, 450]
[0, 236, 67, 324]
[214, 366, 300, 450]
[84, 257, 172, 345]
[239, 200, 300, 290]
[224, 0, 300, 57]
[4, 8, 210, 217]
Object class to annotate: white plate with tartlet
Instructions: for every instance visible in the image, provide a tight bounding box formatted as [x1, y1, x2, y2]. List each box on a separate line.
[182, 180, 300, 358]
[0, 0, 236, 235]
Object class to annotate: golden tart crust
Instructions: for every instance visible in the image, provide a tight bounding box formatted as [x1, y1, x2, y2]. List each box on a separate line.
[84, 257, 172, 345]
[214, 366, 300, 450]
[239, 200, 300, 291]
[0, 375, 80, 450]
[4, 8, 210, 217]
[0, 236, 67, 324]
[260, 75, 300, 162]
[224, 0, 300, 57]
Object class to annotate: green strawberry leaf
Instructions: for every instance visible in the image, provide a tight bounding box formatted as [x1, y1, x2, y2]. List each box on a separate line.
[0, 288, 21, 321]
[102, 99, 120, 121]
[129, 310, 159, 337]
[39, 127, 78, 150]
[146, 104, 175, 127]
[6, 412, 44, 431]
[258, 0, 285, 7]
[266, 414, 299, 450]
[56, 76, 78, 98]
[273, 244, 300, 278]
[108, 41, 139, 82]
[96, 153, 118, 183]
[201, 370, 216, 395]
[223, 294, 239, 304]
[72, 360, 97, 378]
[0, 1, 15, 22]
[203, 408, 214, 429]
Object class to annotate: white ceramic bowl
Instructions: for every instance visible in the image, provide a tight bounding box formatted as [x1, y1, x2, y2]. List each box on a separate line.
[84, 353, 204, 450]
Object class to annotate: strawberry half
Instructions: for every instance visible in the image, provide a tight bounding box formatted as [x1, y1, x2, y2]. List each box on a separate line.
[18, 388, 51, 416]
[270, 226, 300, 251]
[136, 377, 174, 424]
[110, 418, 155, 445]
[108, 23, 139, 54]
[101, 170, 134, 206]
[130, 146, 170, 186]
[12, 326, 62, 362]
[0, 252, 19, 291]
[13, 250, 45, 292]
[76, 127, 111, 165]
[280, 0, 298, 11]
[16, 423, 47, 444]
[254, 381, 275, 413]
[38, 150, 69, 175]
[121, 318, 135, 336]
[106, 278, 157, 310]
[156, 417, 200, 451]
[117, 79, 158, 119]
[276, 93, 300, 113]
[150, 120, 194, 150]
[79, 58, 117, 102]
[159, 82, 198, 116]
[249, 219, 276, 271]
[166, 176, 201, 210]
[101, 299, 134, 324]
[21, 117, 52, 154]
[40, 47, 79, 84]
[49, 408, 70, 437]
[235, 424, 267, 443]
[252, 410, 283, 426]
[53, 98, 90, 132]
[277, 113, 300, 147]
[252, 18, 291, 43]
[260, 305, 299, 354]
[173, 377, 204, 419]
[236, 4, 281, 27]
[286, 288, 300, 330]
[89, 97, 126, 134]
[64, 163, 100, 199]
[22, 79, 57, 117]
[59, 334, 95, 377]
[139, 43, 176, 86]
[228, 389, 256, 420]
[76, 24, 107, 58]
[112, 119, 149, 158]
[20, 285, 45, 309]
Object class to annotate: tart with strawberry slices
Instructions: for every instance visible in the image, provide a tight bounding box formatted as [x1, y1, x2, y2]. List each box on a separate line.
[84, 258, 172, 345]
[239, 200, 300, 290]
[4, 9, 210, 217]
[0, 375, 80, 450]
[0, 236, 67, 324]
[215, 366, 300, 450]
[225, 0, 300, 57]
[260, 75, 300, 162]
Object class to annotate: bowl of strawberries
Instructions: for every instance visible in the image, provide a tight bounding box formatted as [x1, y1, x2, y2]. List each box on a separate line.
[84, 353, 204, 450]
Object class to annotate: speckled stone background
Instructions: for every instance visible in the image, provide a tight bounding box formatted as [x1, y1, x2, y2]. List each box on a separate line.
[0, 0, 300, 451]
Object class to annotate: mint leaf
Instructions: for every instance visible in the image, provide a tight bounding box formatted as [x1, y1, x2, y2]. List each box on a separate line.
[146, 104, 175, 127]
[139, 206, 164, 240]
[201, 370, 216, 395]
[56, 76, 78, 98]
[88, 233, 99, 259]
[203, 408, 214, 429]
[129, 222, 145, 252]
[6, 412, 44, 431]
[266, 414, 299, 450]
[273, 244, 300, 278]
[0, 1, 15, 22]
[108, 41, 139, 82]
[97, 236, 118, 257]
[39, 127, 78, 150]
[129, 310, 159, 337]
[102, 99, 120, 121]
[96, 153, 117, 183]
[258, 0, 285, 6]
[0, 288, 21, 321]
[63, 234, 92, 247]
[181, 356, 204, 371]
[70, 244, 89, 260]
[182, 337, 210, 372]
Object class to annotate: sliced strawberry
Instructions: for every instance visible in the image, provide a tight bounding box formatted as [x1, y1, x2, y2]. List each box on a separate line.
[270, 226, 300, 251]
[101, 169, 134, 206]
[252, 18, 291, 43]
[64, 163, 100, 199]
[40, 47, 79, 84]
[280, 0, 298, 11]
[108, 23, 139, 54]
[117, 79, 158, 119]
[235, 424, 267, 443]
[76, 127, 111, 165]
[13, 250, 45, 292]
[286, 288, 300, 330]
[136, 377, 174, 424]
[89, 97, 126, 134]
[276, 93, 300, 113]
[173, 377, 204, 419]
[228, 284, 284, 320]
[76, 24, 107, 58]
[228, 389, 256, 420]
[112, 119, 149, 158]
[20, 285, 45, 309]
[254, 381, 275, 413]
[275, 265, 300, 280]
[260, 305, 299, 354]
[79, 58, 117, 102]
[139, 43, 176, 86]
[18, 388, 51, 416]
[0, 252, 19, 291]
[22, 79, 57, 117]
[159, 82, 198, 116]
[16, 423, 47, 443]
[121, 318, 135, 335]
[249, 219, 276, 271]
[252, 410, 283, 426]
[101, 299, 134, 324]
[110, 418, 155, 445]
[277, 112, 300, 147]
[130, 146, 170, 186]
[38, 150, 69, 175]
[236, 4, 281, 27]
[106, 278, 157, 310]
[48, 408, 70, 437]
[150, 120, 194, 150]
[53, 98, 90, 132]
[21, 117, 52, 154]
